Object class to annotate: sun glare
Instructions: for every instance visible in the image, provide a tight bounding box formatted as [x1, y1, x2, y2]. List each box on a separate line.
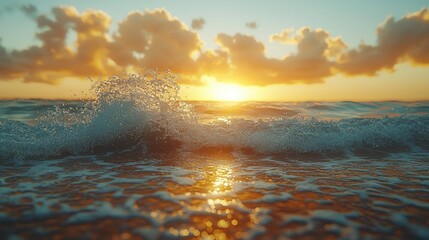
[212, 83, 246, 101]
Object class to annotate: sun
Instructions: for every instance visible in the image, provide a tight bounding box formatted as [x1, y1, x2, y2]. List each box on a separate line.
[212, 83, 246, 101]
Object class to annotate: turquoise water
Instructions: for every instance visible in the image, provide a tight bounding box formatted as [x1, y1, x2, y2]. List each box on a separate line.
[1, 99, 429, 160]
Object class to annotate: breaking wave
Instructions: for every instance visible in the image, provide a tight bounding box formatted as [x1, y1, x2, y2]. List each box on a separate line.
[1, 70, 428, 160]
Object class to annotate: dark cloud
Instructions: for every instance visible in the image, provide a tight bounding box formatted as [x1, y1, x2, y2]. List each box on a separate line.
[20, 4, 37, 17]
[191, 18, 205, 30]
[0, 4, 37, 17]
[245, 21, 257, 29]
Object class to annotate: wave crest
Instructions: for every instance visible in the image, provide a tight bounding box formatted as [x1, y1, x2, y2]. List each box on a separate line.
[0, 70, 195, 160]
[1, 70, 429, 160]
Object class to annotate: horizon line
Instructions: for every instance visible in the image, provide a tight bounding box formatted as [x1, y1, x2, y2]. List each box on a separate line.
[1, 97, 429, 103]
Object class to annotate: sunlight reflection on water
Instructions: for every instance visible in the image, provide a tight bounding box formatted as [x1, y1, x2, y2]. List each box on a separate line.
[209, 165, 233, 195]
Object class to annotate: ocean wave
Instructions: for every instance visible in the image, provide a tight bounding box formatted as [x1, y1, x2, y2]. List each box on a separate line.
[1, 70, 428, 160]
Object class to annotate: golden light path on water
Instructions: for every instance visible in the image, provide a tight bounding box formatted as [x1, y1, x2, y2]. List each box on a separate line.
[200, 164, 239, 239]
[158, 161, 266, 239]
[208, 165, 233, 195]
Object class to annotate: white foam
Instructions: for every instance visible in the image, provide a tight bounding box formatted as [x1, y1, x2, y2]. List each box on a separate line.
[296, 178, 320, 192]
[252, 192, 292, 203]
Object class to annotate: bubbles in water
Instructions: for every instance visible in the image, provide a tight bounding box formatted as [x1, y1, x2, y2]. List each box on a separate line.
[0, 69, 198, 160]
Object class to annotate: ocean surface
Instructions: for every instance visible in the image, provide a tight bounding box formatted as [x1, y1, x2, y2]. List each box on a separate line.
[1, 74, 429, 239]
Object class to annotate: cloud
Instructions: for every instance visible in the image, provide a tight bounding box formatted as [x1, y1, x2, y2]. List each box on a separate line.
[274, 28, 339, 82]
[214, 33, 271, 84]
[20, 4, 37, 18]
[0, 7, 202, 84]
[196, 49, 229, 76]
[0, 4, 13, 16]
[212, 28, 341, 85]
[111, 9, 202, 81]
[245, 21, 257, 29]
[0, 4, 32, 16]
[270, 28, 295, 44]
[191, 18, 205, 30]
[32, 6, 113, 82]
[338, 8, 429, 75]
[1, 7, 429, 86]
[239, 8, 429, 84]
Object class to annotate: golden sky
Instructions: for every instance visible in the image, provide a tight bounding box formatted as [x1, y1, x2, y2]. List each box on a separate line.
[0, 1, 428, 101]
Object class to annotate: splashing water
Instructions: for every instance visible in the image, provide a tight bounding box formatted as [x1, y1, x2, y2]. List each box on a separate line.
[0, 70, 197, 160]
[1, 70, 429, 240]
[0, 69, 429, 160]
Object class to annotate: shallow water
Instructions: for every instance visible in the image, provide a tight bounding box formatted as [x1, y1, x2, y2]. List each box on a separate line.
[1, 74, 429, 239]
[1, 150, 429, 239]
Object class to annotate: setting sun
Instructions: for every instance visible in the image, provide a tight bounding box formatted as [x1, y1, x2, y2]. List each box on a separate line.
[212, 83, 246, 101]
[1, 1, 429, 239]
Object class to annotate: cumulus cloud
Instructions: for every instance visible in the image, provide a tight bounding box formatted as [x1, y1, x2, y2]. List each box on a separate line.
[215, 33, 271, 84]
[338, 8, 429, 75]
[191, 18, 205, 30]
[111, 9, 202, 77]
[0, 7, 202, 84]
[245, 21, 257, 29]
[212, 28, 342, 85]
[196, 49, 229, 76]
[0, 6, 116, 83]
[274, 28, 339, 82]
[270, 28, 295, 44]
[0, 7, 429, 86]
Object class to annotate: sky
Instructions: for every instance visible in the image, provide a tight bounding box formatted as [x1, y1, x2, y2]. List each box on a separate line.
[0, 0, 428, 101]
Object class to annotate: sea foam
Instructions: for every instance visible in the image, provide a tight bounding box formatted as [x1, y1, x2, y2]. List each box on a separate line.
[0, 70, 428, 160]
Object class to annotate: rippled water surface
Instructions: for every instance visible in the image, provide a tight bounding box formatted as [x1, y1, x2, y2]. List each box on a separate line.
[1, 73, 429, 239]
